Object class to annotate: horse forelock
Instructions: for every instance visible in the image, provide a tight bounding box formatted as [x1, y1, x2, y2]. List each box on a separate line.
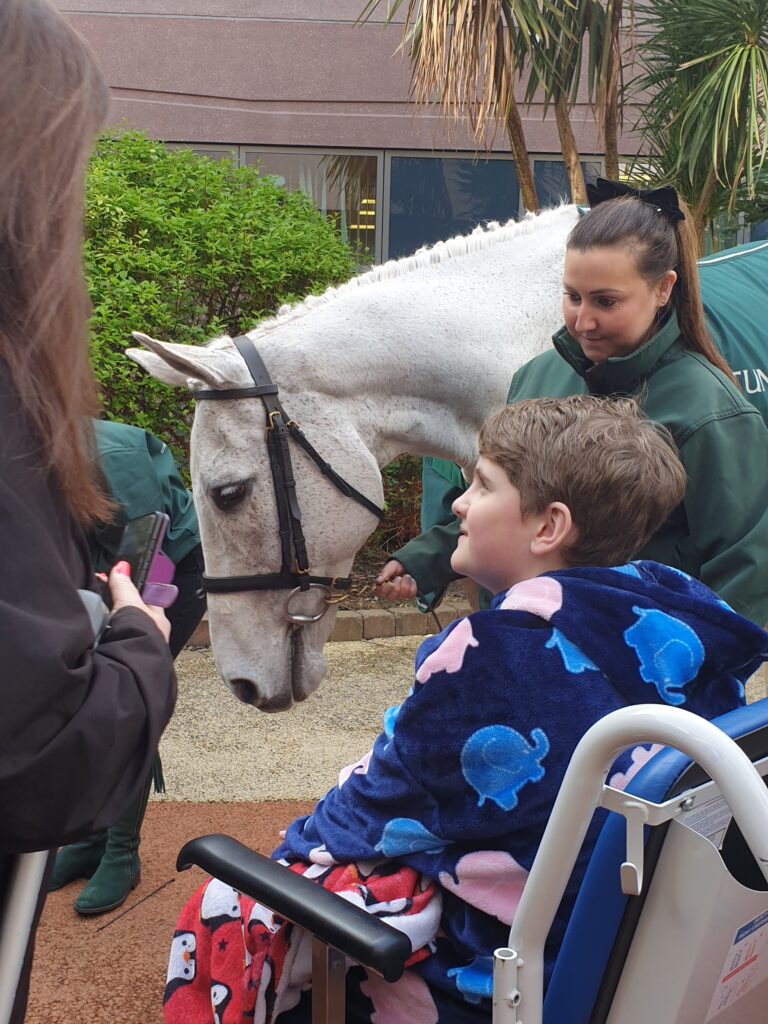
[247, 204, 578, 341]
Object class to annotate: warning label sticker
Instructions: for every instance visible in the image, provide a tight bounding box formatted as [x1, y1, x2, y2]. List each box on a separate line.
[679, 794, 732, 849]
[706, 909, 768, 1020]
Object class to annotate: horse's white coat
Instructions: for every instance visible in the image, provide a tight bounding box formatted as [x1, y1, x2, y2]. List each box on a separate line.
[128, 205, 579, 710]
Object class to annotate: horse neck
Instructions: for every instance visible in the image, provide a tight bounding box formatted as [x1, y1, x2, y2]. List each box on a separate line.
[258, 313, 509, 472]
[254, 208, 575, 470]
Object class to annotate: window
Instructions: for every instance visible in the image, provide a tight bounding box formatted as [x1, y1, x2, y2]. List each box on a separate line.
[244, 149, 380, 266]
[386, 155, 520, 260]
[533, 159, 602, 207]
[166, 143, 237, 162]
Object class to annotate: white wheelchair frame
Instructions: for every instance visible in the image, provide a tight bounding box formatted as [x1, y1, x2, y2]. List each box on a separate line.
[495, 703, 768, 1023]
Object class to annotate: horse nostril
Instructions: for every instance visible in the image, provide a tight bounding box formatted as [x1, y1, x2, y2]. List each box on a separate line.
[230, 678, 260, 705]
[258, 692, 294, 713]
[230, 679, 293, 712]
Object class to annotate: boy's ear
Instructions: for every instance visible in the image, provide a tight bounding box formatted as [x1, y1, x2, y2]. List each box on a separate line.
[531, 502, 575, 556]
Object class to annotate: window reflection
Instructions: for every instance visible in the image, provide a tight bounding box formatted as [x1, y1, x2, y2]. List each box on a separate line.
[388, 156, 520, 260]
[533, 160, 602, 208]
[244, 150, 378, 266]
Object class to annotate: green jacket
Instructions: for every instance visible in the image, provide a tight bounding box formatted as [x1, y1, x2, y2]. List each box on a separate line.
[90, 419, 200, 572]
[396, 313, 768, 625]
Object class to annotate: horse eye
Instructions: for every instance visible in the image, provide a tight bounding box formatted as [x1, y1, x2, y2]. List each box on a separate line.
[211, 481, 250, 510]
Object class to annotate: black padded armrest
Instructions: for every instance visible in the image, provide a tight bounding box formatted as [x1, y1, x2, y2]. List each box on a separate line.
[177, 834, 413, 983]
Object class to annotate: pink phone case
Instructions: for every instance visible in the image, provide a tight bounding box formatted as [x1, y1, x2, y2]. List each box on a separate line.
[141, 550, 178, 608]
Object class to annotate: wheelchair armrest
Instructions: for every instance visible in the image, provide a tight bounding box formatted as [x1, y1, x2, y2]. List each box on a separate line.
[177, 834, 413, 983]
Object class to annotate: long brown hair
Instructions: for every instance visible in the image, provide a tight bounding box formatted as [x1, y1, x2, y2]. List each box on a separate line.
[0, 0, 111, 524]
[567, 194, 735, 382]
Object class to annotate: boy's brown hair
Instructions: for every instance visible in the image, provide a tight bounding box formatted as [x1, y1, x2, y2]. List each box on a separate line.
[478, 396, 686, 567]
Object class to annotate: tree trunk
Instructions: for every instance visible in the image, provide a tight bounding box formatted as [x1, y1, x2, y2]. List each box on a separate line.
[693, 167, 718, 255]
[604, 93, 619, 181]
[555, 94, 587, 205]
[604, 0, 623, 181]
[506, 97, 539, 213]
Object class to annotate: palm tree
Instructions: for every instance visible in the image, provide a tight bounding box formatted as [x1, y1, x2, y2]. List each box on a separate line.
[629, 0, 768, 248]
[520, 1, 590, 203]
[359, 1, 640, 209]
[359, 0, 569, 212]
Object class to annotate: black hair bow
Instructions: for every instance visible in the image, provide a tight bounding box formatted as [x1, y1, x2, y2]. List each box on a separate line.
[586, 177, 685, 224]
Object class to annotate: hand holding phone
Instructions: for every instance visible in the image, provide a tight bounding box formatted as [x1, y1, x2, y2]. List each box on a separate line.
[114, 512, 178, 608]
[109, 562, 171, 643]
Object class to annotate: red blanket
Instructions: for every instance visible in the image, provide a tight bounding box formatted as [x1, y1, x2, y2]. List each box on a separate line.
[164, 859, 441, 1024]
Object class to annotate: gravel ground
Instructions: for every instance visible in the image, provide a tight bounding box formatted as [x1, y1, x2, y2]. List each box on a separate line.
[156, 641, 768, 806]
[154, 636, 424, 803]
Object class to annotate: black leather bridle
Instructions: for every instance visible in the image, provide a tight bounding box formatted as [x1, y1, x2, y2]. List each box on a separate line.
[194, 335, 384, 624]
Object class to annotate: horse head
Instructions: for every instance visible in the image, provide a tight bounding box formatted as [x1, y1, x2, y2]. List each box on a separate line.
[127, 207, 581, 711]
[127, 331, 384, 711]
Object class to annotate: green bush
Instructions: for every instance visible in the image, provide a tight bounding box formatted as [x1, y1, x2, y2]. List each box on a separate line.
[85, 130, 424, 554]
[85, 130, 355, 465]
[362, 455, 424, 561]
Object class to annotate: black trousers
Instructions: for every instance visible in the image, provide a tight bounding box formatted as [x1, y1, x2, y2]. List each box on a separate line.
[166, 544, 206, 659]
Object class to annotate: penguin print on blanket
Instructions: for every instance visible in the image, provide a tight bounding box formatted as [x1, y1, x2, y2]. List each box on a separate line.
[164, 931, 196, 1003]
[210, 981, 231, 1024]
[461, 725, 550, 810]
[200, 878, 240, 934]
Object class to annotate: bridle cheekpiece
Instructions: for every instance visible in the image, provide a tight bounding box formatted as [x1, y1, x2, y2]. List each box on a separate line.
[193, 335, 384, 624]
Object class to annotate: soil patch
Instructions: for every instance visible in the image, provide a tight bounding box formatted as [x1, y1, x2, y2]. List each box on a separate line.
[346, 556, 467, 610]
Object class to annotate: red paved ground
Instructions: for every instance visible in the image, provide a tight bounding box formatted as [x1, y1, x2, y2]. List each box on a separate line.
[26, 800, 313, 1024]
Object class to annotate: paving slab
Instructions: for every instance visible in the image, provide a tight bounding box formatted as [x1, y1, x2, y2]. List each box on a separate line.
[361, 608, 396, 639]
[190, 605, 473, 646]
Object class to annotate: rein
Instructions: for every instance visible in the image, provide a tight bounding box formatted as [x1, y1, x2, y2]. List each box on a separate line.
[194, 335, 385, 624]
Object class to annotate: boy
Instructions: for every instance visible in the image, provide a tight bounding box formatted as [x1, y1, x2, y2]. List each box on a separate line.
[165, 396, 768, 1024]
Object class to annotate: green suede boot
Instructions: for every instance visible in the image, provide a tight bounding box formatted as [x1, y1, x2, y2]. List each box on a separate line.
[74, 774, 152, 916]
[49, 831, 108, 892]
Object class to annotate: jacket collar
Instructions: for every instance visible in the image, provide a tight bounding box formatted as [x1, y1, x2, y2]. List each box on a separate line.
[552, 311, 681, 395]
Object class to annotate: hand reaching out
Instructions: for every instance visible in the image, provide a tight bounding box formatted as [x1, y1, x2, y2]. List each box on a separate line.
[375, 560, 418, 602]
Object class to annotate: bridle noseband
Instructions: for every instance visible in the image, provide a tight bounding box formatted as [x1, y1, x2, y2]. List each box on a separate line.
[194, 335, 384, 624]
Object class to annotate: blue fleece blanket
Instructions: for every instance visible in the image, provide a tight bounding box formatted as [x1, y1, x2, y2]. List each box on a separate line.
[275, 561, 767, 1021]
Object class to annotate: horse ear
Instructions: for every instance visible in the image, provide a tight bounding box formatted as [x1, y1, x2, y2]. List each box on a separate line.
[127, 332, 242, 389]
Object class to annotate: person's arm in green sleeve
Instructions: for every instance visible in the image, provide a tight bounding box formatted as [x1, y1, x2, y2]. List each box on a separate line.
[393, 517, 463, 608]
[679, 409, 768, 626]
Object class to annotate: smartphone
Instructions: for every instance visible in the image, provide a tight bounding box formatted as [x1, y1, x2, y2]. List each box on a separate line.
[114, 512, 170, 593]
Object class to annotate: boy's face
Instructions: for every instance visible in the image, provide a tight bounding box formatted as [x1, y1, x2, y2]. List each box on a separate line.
[451, 457, 548, 595]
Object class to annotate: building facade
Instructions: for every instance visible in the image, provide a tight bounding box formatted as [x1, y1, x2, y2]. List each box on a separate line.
[61, 3, 749, 261]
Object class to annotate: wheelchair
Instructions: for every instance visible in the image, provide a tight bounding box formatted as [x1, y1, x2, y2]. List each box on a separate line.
[3, 700, 768, 1023]
[175, 700, 768, 1024]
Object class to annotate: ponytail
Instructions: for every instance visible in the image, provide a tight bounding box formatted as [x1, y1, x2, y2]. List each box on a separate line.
[671, 198, 735, 381]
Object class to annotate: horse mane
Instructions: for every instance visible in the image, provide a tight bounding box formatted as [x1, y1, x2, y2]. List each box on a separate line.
[249, 204, 576, 339]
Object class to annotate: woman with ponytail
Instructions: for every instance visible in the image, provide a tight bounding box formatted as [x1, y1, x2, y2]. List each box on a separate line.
[381, 180, 768, 627]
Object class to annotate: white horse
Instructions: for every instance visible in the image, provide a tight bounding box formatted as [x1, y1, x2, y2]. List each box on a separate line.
[128, 206, 580, 711]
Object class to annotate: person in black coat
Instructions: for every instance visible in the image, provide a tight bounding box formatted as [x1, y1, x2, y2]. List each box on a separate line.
[0, 2, 177, 1019]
